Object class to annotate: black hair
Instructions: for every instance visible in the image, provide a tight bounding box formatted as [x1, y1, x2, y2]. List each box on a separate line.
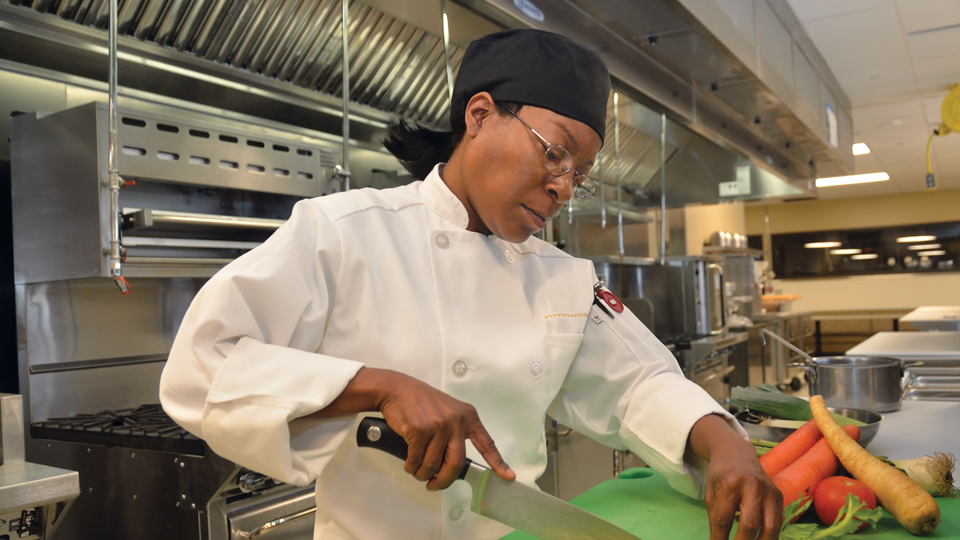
[382, 101, 523, 180]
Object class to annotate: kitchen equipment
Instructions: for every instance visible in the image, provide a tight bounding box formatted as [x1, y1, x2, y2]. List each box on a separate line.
[847, 331, 960, 358]
[789, 357, 917, 413]
[1, 394, 79, 540]
[721, 255, 762, 322]
[594, 255, 726, 342]
[734, 407, 883, 448]
[356, 418, 641, 540]
[672, 333, 747, 406]
[500, 467, 957, 540]
[901, 359, 960, 402]
[9, 100, 358, 540]
[899, 306, 960, 331]
[761, 327, 813, 363]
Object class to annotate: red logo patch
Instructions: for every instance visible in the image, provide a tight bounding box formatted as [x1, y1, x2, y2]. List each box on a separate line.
[598, 289, 624, 313]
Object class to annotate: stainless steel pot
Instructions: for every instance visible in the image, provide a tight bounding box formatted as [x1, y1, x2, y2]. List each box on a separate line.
[789, 356, 922, 413]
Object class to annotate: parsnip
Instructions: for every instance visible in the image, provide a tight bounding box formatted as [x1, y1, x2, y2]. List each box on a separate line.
[809, 395, 940, 536]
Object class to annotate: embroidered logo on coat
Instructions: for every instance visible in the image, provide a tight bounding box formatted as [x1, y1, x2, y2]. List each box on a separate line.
[544, 312, 588, 319]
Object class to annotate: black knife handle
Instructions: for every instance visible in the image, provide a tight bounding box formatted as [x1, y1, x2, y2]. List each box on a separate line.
[357, 417, 408, 460]
[356, 416, 473, 480]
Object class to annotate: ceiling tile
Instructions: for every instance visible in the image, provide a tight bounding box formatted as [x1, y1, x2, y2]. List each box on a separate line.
[853, 153, 885, 172]
[820, 38, 912, 72]
[922, 92, 952, 124]
[908, 26, 960, 60]
[896, 0, 960, 33]
[786, 0, 895, 23]
[853, 99, 925, 121]
[846, 81, 920, 105]
[836, 62, 914, 90]
[802, 6, 903, 47]
[914, 57, 960, 91]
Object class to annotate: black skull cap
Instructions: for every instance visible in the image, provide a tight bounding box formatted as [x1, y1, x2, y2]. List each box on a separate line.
[451, 29, 611, 142]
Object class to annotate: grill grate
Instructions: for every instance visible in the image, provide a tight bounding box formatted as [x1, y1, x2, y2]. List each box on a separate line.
[12, 0, 463, 127]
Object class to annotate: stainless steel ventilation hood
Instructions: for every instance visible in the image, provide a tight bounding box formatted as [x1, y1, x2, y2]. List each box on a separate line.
[0, 0, 849, 191]
[460, 0, 853, 188]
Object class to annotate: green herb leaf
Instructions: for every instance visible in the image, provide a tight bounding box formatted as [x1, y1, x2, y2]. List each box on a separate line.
[780, 494, 882, 540]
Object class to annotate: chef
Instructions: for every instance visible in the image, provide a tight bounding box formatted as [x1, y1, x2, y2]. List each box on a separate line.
[160, 29, 781, 540]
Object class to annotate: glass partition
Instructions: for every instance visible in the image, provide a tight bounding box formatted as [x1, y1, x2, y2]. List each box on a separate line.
[751, 222, 959, 278]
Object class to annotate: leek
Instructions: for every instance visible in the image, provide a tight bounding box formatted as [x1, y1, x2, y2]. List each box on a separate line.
[731, 385, 866, 427]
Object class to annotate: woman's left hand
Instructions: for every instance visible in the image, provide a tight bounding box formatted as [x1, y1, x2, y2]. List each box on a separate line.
[688, 414, 783, 540]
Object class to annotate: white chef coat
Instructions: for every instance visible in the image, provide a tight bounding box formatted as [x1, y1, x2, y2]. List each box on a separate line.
[159, 164, 744, 540]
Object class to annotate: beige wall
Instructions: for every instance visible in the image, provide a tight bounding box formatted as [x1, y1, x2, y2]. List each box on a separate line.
[684, 202, 746, 255]
[776, 273, 960, 313]
[745, 188, 960, 235]
[750, 188, 960, 312]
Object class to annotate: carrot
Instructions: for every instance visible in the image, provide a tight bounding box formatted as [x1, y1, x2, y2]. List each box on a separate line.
[810, 395, 941, 535]
[759, 419, 824, 477]
[772, 424, 861, 516]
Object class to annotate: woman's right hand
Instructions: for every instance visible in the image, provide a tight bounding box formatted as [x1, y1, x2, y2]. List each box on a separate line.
[314, 367, 515, 491]
[378, 371, 516, 491]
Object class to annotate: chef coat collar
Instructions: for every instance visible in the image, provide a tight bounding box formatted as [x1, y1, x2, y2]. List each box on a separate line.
[423, 163, 471, 230]
[423, 164, 531, 254]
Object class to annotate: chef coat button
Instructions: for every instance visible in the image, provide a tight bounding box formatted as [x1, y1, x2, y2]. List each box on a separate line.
[450, 505, 464, 521]
[435, 234, 450, 249]
[530, 362, 543, 379]
[504, 249, 515, 263]
[452, 360, 468, 378]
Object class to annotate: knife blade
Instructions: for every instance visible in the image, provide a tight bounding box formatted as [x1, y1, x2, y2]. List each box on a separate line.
[356, 417, 643, 540]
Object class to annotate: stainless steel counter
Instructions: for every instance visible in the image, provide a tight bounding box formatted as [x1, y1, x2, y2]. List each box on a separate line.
[866, 401, 960, 460]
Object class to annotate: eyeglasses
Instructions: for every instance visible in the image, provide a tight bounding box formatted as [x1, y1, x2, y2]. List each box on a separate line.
[505, 108, 597, 202]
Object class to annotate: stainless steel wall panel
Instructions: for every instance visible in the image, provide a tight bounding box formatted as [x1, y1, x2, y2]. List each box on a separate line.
[10, 106, 105, 284]
[21, 278, 201, 369]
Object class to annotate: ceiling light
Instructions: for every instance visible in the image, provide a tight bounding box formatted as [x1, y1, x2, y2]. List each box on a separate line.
[908, 244, 941, 250]
[805, 242, 842, 248]
[852, 143, 871, 155]
[851, 254, 878, 260]
[918, 250, 946, 256]
[816, 172, 889, 187]
[897, 235, 937, 243]
[830, 248, 862, 255]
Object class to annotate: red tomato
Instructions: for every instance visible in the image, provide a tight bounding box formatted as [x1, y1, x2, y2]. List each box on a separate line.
[813, 476, 878, 531]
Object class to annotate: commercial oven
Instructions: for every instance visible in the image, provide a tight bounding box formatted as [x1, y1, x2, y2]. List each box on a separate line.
[10, 102, 349, 540]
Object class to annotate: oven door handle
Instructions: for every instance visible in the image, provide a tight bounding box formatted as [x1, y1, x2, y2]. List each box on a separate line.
[233, 507, 317, 539]
[695, 365, 736, 385]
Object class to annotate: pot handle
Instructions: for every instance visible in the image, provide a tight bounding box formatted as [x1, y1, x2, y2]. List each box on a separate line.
[899, 360, 924, 380]
[788, 363, 816, 383]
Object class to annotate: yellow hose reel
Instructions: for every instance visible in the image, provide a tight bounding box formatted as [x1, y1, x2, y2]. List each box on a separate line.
[927, 84, 960, 190]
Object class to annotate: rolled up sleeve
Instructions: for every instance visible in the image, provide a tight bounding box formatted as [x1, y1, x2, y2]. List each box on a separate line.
[547, 303, 745, 499]
[160, 199, 362, 486]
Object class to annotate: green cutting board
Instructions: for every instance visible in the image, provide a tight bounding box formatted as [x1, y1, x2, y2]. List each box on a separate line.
[500, 468, 960, 539]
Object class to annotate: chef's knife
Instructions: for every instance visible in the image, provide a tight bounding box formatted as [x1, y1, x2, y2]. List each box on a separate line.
[356, 417, 643, 540]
